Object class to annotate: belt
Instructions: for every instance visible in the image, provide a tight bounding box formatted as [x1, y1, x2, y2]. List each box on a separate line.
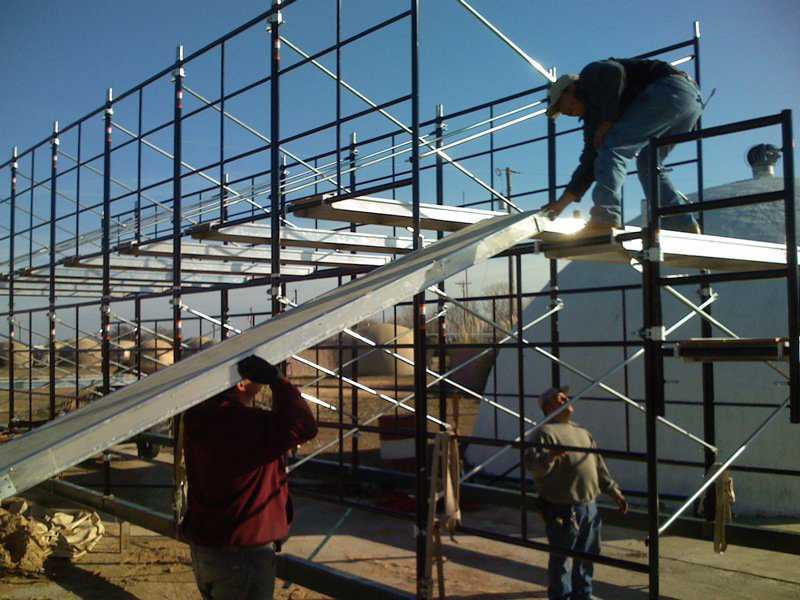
[215, 542, 277, 553]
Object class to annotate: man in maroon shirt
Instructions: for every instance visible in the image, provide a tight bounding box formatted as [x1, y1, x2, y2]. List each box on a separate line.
[181, 355, 318, 599]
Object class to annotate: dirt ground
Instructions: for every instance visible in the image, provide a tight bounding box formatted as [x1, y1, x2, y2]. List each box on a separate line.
[2, 490, 799, 599]
[1, 437, 800, 599]
[2, 374, 800, 598]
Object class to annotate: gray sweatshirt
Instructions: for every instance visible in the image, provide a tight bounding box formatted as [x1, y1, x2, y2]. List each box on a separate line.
[524, 421, 621, 505]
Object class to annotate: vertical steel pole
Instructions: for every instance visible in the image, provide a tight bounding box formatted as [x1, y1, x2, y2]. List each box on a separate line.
[136, 90, 143, 243]
[269, 1, 282, 319]
[280, 155, 288, 301]
[505, 168, 515, 345]
[692, 21, 705, 230]
[49, 121, 59, 419]
[334, 0, 344, 499]
[489, 105, 495, 211]
[516, 255, 527, 539]
[621, 290, 631, 452]
[220, 289, 230, 341]
[8, 147, 18, 427]
[435, 104, 447, 427]
[348, 132, 360, 471]
[642, 137, 663, 599]
[74, 306, 79, 408]
[219, 42, 227, 224]
[699, 281, 716, 517]
[409, 2, 429, 597]
[172, 47, 185, 365]
[27, 312, 32, 427]
[782, 110, 798, 422]
[171, 46, 186, 528]
[220, 174, 230, 343]
[102, 90, 113, 397]
[27, 154, 33, 271]
[547, 116, 560, 387]
[75, 122, 82, 255]
[135, 297, 142, 379]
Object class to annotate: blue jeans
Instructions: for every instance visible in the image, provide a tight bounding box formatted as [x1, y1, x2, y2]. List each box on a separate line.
[591, 75, 704, 230]
[543, 501, 601, 600]
[190, 544, 276, 600]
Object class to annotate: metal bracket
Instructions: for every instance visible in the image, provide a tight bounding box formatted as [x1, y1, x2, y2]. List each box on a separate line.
[643, 246, 664, 263]
[640, 326, 666, 341]
[267, 7, 284, 26]
[0, 473, 17, 498]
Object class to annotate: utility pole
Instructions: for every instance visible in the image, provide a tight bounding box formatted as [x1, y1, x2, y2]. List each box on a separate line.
[496, 167, 520, 325]
[455, 271, 470, 298]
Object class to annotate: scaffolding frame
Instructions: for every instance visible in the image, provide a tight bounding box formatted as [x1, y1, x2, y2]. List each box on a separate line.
[1, 3, 798, 599]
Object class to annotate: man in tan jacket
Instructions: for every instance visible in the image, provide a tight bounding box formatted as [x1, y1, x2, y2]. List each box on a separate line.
[525, 386, 627, 600]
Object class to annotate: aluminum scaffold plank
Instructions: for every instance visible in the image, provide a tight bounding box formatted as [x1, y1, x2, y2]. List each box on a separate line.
[0, 209, 540, 501]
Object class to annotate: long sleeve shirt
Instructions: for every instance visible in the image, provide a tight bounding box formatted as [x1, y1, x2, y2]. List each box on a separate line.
[181, 377, 318, 547]
[565, 58, 682, 199]
[524, 421, 621, 505]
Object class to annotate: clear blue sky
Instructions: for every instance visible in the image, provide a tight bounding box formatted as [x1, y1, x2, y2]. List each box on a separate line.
[1, 1, 797, 196]
[1, 0, 798, 316]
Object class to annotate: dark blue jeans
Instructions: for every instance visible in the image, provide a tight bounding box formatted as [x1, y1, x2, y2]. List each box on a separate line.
[190, 544, 276, 600]
[591, 74, 704, 231]
[542, 501, 601, 600]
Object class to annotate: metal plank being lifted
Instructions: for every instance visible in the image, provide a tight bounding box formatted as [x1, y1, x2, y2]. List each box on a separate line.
[190, 222, 422, 254]
[0, 210, 540, 500]
[291, 194, 506, 231]
[539, 226, 795, 272]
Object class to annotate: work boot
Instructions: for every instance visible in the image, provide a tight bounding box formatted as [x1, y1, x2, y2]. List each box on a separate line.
[574, 218, 619, 237]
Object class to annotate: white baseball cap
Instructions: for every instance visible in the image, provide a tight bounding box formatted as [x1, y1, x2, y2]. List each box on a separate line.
[546, 74, 579, 118]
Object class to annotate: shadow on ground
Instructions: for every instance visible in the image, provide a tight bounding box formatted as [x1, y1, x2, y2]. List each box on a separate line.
[43, 558, 139, 600]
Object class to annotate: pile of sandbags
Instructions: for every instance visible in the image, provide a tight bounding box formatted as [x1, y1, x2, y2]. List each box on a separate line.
[0, 498, 105, 574]
[0, 499, 56, 574]
[45, 510, 105, 559]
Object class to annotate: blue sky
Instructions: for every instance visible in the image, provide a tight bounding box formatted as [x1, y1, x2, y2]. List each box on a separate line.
[2, 1, 797, 202]
[1, 0, 798, 317]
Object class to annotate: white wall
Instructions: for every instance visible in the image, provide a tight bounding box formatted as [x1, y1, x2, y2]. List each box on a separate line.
[466, 212, 800, 516]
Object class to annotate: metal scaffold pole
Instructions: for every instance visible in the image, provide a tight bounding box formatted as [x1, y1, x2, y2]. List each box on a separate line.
[102, 91, 113, 398]
[643, 136, 665, 599]
[435, 104, 447, 428]
[782, 110, 799, 423]
[269, 1, 282, 319]
[172, 46, 185, 365]
[409, 1, 430, 597]
[49, 121, 59, 419]
[546, 114, 561, 388]
[8, 146, 18, 426]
